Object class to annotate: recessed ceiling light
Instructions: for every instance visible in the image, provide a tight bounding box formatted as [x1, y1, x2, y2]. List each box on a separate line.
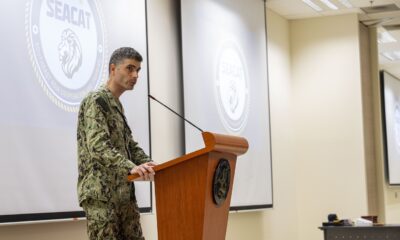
[302, 0, 323, 12]
[381, 51, 400, 61]
[337, 0, 353, 8]
[377, 29, 397, 43]
[320, 0, 339, 10]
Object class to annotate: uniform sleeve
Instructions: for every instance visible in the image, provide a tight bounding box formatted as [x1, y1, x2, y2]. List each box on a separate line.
[128, 137, 151, 166]
[83, 96, 135, 173]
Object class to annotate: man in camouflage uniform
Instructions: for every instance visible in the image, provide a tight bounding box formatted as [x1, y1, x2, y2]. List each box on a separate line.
[77, 47, 156, 240]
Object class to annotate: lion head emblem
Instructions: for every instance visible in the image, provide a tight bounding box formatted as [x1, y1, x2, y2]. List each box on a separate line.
[58, 28, 82, 79]
[229, 79, 239, 114]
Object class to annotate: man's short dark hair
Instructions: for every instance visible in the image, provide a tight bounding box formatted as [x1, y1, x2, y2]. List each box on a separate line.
[109, 47, 143, 74]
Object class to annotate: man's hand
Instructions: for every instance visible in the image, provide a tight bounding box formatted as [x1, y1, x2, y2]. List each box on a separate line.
[130, 162, 157, 181]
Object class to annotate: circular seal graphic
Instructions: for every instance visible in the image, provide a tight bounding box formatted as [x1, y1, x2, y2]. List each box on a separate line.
[26, 0, 107, 112]
[215, 40, 250, 133]
[212, 159, 231, 207]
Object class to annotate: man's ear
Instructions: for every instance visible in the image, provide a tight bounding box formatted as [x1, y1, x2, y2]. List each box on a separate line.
[110, 63, 116, 75]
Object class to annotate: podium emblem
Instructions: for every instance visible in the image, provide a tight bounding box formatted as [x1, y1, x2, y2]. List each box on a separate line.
[212, 159, 231, 206]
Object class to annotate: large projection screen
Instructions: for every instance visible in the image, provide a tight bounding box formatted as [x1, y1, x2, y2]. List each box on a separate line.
[0, 0, 151, 223]
[381, 70, 400, 185]
[181, 0, 273, 209]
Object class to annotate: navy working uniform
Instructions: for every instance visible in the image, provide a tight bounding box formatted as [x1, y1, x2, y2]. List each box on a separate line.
[77, 85, 150, 240]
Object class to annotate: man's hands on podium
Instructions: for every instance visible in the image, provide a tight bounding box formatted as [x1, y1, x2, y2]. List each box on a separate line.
[130, 161, 157, 181]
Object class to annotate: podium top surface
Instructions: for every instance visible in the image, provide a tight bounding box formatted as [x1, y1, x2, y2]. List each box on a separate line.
[127, 132, 248, 181]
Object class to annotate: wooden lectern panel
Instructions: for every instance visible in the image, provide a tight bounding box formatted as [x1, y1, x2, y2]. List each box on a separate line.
[155, 151, 237, 240]
[202, 151, 237, 240]
[128, 132, 248, 240]
[155, 153, 210, 239]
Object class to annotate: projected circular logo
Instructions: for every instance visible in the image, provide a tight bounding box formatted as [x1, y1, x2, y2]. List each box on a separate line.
[26, 0, 106, 112]
[215, 41, 250, 133]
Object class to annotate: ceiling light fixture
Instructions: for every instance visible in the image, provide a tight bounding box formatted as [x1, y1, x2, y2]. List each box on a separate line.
[337, 0, 353, 8]
[381, 51, 400, 61]
[320, 0, 339, 10]
[302, 0, 323, 12]
[378, 31, 397, 43]
[381, 52, 394, 61]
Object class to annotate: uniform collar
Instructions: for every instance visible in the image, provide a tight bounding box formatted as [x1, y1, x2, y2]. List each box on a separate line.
[99, 84, 124, 112]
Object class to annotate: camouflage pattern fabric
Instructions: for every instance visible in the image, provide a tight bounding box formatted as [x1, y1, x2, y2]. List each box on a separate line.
[77, 85, 150, 239]
[82, 198, 144, 240]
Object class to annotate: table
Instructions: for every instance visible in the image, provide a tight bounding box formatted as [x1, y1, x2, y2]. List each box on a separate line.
[319, 225, 400, 240]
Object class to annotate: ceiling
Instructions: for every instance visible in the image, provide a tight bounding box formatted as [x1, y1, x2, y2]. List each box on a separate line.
[266, 0, 400, 78]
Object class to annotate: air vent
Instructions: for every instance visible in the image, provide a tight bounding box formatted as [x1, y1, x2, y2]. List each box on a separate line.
[361, 4, 400, 14]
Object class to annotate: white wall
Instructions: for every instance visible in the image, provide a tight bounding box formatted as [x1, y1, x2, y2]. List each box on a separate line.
[262, 8, 299, 240]
[290, 13, 369, 240]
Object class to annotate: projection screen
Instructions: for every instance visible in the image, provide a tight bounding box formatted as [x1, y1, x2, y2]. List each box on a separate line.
[381, 71, 400, 185]
[0, 0, 151, 223]
[181, 0, 273, 209]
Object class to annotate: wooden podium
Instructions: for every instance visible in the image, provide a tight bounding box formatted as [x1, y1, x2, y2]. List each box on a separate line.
[128, 132, 248, 240]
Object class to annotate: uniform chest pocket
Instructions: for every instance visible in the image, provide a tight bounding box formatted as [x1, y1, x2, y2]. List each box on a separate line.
[108, 112, 125, 142]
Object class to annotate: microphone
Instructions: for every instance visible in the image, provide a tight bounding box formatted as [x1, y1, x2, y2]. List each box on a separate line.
[148, 94, 204, 133]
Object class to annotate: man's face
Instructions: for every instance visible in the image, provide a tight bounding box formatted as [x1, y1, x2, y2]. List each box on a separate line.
[110, 58, 142, 92]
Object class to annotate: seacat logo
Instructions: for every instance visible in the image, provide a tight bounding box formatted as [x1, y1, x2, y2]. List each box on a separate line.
[215, 41, 249, 133]
[58, 28, 82, 78]
[26, 0, 106, 112]
[394, 103, 400, 152]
